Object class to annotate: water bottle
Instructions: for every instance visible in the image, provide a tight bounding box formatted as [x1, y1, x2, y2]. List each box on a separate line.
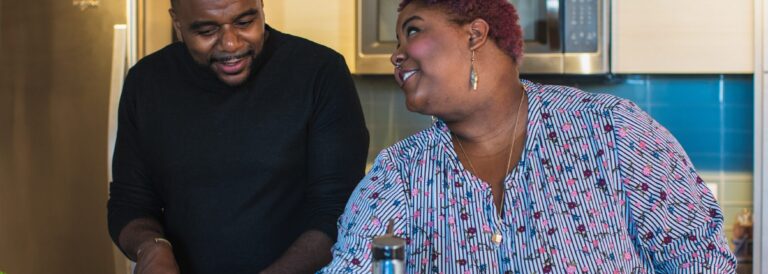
[371, 220, 405, 274]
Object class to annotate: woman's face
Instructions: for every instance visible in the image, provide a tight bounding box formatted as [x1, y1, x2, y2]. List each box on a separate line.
[392, 3, 472, 116]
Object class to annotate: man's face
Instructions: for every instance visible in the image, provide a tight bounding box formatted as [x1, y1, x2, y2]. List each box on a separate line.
[170, 0, 266, 86]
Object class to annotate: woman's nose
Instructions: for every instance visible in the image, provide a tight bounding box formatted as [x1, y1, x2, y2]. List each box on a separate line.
[391, 52, 405, 68]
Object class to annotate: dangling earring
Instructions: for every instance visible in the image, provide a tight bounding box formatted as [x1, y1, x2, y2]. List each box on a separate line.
[469, 50, 478, 91]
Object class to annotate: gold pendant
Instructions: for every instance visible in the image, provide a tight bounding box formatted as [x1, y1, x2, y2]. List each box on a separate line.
[491, 232, 503, 245]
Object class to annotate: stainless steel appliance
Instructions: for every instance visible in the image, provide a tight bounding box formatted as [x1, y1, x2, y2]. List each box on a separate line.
[356, 0, 610, 74]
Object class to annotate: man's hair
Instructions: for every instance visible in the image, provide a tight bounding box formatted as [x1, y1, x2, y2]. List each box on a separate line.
[398, 0, 523, 63]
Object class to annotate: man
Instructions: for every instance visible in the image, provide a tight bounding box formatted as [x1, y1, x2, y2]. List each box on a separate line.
[106, 0, 369, 273]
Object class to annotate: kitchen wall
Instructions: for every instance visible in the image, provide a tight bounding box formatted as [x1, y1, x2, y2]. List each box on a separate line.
[355, 74, 754, 240]
[0, 0, 123, 273]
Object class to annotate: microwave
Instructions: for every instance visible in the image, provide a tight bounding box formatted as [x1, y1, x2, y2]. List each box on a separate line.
[356, 0, 610, 75]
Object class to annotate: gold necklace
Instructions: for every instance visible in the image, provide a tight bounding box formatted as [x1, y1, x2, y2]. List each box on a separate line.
[453, 91, 526, 245]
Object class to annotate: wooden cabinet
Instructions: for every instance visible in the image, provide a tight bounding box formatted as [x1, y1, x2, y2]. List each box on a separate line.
[611, 0, 753, 73]
[264, 0, 357, 72]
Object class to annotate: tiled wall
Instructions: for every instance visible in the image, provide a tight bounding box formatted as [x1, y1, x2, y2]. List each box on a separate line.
[354, 74, 754, 241]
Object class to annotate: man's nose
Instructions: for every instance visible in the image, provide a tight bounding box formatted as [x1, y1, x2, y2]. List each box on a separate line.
[219, 25, 242, 52]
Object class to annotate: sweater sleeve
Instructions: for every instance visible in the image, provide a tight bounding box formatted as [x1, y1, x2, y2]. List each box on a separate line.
[611, 99, 736, 273]
[107, 68, 164, 254]
[319, 151, 410, 273]
[304, 53, 370, 241]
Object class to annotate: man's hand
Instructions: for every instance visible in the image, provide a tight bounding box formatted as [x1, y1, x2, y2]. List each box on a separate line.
[134, 241, 179, 274]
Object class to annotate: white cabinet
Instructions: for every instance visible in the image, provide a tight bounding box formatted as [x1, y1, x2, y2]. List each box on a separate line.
[611, 0, 753, 73]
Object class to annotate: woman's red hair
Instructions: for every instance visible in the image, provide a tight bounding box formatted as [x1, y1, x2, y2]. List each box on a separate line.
[399, 0, 524, 63]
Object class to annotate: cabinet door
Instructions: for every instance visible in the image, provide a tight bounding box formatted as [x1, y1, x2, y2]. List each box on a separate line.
[264, 0, 356, 72]
[611, 0, 753, 73]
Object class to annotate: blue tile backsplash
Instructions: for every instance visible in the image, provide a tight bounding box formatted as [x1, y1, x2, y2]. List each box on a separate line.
[353, 74, 754, 173]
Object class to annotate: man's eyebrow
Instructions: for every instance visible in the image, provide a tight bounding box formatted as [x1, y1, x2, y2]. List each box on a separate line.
[233, 8, 259, 21]
[189, 20, 217, 30]
[188, 9, 259, 30]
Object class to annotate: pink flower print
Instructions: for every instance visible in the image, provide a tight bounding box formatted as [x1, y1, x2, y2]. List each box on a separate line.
[642, 166, 652, 177]
[570, 190, 578, 197]
[421, 257, 429, 265]
[564, 143, 571, 150]
[566, 265, 577, 273]
[548, 175, 556, 183]
[411, 188, 419, 197]
[618, 127, 628, 138]
[562, 122, 573, 132]
[681, 262, 691, 268]
[596, 258, 603, 265]
[427, 221, 434, 227]
[623, 251, 632, 260]
[371, 217, 380, 227]
[567, 178, 576, 186]
[471, 245, 479, 252]
[538, 246, 546, 254]
[413, 210, 421, 219]
[351, 204, 359, 213]
[541, 219, 549, 227]
[564, 238, 572, 245]
[482, 224, 492, 233]
[448, 216, 456, 226]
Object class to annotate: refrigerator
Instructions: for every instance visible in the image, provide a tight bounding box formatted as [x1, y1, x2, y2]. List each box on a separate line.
[0, 0, 171, 273]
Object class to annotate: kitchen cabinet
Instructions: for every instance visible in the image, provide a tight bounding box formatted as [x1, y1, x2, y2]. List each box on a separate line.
[264, 0, 357, 72]
[612, 0, 753, 74]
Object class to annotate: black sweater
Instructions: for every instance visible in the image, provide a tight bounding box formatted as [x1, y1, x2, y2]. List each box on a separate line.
[107, 26, 369, 273]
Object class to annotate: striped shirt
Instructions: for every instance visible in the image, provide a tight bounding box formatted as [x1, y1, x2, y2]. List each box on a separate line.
[321, 80, 736, 273]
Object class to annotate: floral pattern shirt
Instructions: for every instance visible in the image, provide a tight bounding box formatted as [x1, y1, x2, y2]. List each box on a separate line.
[321, 80, 736, 273]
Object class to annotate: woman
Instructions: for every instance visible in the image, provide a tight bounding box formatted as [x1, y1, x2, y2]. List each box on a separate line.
[322, 0, 736, 273]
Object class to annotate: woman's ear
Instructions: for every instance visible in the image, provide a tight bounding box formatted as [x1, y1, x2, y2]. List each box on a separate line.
[467, 18, 490, 50]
